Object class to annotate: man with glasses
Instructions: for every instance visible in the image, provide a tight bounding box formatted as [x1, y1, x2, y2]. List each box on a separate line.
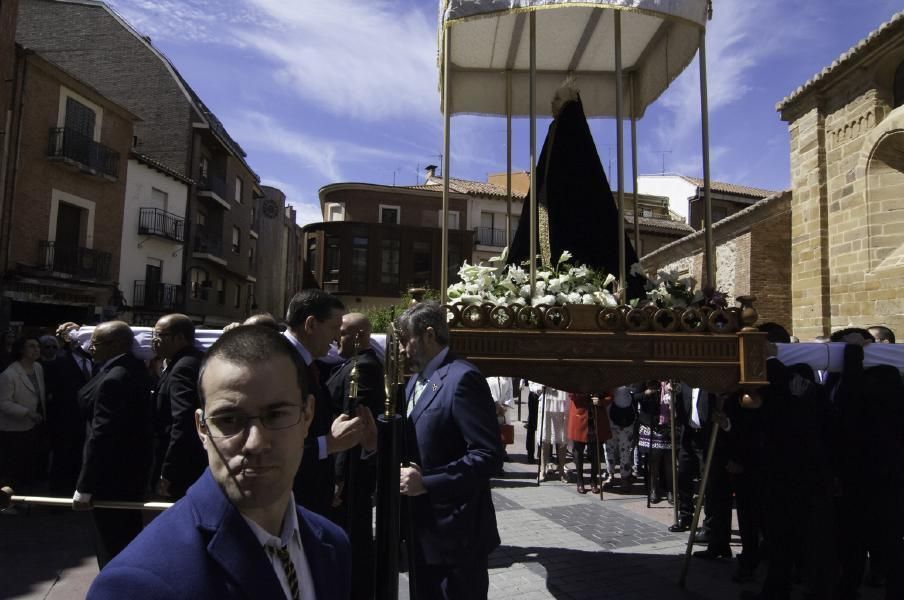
[150, 313, 206, 500]
[73, 321, 154, 568]
[87, 325, 351, 599]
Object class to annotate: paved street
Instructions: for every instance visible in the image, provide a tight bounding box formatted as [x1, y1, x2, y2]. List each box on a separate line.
[0, 416, 886, 600]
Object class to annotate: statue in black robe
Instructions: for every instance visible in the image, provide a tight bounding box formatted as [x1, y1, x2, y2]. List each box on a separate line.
[508, 91, 645, 301]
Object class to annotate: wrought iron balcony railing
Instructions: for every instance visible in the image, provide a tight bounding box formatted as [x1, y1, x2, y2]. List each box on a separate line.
[47, 128, 120, 178]
[193, 232, 223, 255]
[132, 281, 183, 309]
[138, 207, 185, 242]
[476, 227, 509, 247]
[39, 241, 112, 280]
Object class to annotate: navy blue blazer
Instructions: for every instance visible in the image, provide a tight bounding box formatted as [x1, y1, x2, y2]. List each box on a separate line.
[404, 351, 502, 566]
[87, 469, 351, 599]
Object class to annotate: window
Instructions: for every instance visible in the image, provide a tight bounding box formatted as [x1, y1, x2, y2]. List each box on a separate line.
[190, 268, 208, 300]
[247, 284, 256, 311]
[306, 237, 318, 273]
[478, 212, 505, 246]
[151, 188, 168, 211]
[438, 210, 460, 229]
[412, 241, 432, 286]
[197, 211, 206, 230]
[325, 235, 341, 285]
[380, 239, 400, 287]
[217, 279, 226, 304]
[232, 226, 241, 254]
[49, 189, 95, 249]
[234, 177, 243, 204]
[712, 207, 728, 222]
[199, 157, 209, 181]
[351, 236, 368, 291]
[326, 203, 345, 222]
[233, 283, 241, 308]
[379, 205, 400, 225]
[248, 240, 256, 267]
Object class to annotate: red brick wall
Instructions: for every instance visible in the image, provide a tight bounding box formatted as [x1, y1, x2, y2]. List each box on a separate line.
[9, 56, 133, 279]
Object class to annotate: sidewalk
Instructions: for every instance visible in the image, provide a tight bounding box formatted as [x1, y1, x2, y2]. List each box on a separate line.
[0, 413, 886, 599]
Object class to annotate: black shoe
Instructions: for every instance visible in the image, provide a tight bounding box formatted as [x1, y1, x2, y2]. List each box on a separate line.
[667, 492, 674, 505]
[526, 456, 537, 464]
[669, 520, 690, 533]
[693, 547, 732, 560]
[649, 492, 663, 504]
[693, 530, 713, 545]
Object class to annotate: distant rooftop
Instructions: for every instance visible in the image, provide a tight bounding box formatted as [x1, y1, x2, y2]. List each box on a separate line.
[412, 175, 528, 200]
[678, 176, 778, 199]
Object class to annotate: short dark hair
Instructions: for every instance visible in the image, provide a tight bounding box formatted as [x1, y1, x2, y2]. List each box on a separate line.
[285, 290, 345, 330]
[396, 301, 450, 346]
[868, 325, 895, 344]
[757, 322, 790, 344]
[830, 327, 872, 343]
[198, 325, 308, 407]
[10, 337, 38, 361]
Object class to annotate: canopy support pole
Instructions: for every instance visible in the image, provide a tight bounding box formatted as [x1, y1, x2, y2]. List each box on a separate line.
[441, 29, 452, 304]
[529, 11, 537, 297]
[631, 74, 640, 259]
[699, 29, 715, 287]
[506, 70, 513, 249]
[614, 10, 626, 293]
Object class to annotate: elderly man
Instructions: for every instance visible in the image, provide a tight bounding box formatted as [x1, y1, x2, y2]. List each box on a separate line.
[284, 290, 375, 517]
[397, 301, 502, 600]
[325, 312, 384, 600]
[73, 321, 154, 568]
[86, 325, 351, 599]
[151, 313, 206, 499]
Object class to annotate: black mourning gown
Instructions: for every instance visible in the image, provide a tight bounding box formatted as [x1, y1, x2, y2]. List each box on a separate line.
[507, 97, 645, 301]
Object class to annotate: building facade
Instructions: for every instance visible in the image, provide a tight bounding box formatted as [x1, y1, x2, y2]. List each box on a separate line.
[0, 49, 136, 328]
[17, 0, 266, 327]
[777, 11, 904, 339]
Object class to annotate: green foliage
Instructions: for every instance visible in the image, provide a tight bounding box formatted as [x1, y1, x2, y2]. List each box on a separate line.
[364, 288, 439, 333]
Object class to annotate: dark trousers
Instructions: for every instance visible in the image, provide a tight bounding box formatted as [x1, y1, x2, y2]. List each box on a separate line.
[525, 392, 539, 460]
[0, 428, 38, 489]
[572, 441, 603, 486]
[415, 557, 489, 600]
[734, 468, 763, 571]
[92, 507, 144, 569]
[48, 427, 84, 495]
[677, 426, 708, 521]
[705, 456, 732, 551]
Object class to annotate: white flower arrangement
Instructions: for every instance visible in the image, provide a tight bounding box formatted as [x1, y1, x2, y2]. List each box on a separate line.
[640, 269, 701, 309]
[447, 249, 620, 308]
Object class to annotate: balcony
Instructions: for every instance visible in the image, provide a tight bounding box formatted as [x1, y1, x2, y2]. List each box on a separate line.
[47, 128, 120, 179]
[192, 232, 227, 266]
[138, 208, 185, 242]
[39, 241, 112, 280]
[476, 227, 509, 247]
[197, 174, 230, 210]
[133, 281, 183, 309]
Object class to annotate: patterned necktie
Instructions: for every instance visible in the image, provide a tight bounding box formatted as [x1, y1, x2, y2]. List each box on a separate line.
[267, 544, 300, 600]
[407, 376, 427, 417]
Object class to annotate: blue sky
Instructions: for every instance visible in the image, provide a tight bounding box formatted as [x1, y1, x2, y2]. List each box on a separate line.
[105, 0, 902, 225]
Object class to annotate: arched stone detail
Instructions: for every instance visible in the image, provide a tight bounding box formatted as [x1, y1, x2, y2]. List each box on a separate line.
[860, 105, 904, 272]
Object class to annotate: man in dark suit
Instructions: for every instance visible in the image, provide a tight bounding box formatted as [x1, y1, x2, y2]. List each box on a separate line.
[397, 302, 503, 600]
[325, 312, 384, 600]
[284, 290, 375, 517]
[45, 322, 91, 495]
[73, 321, 154, 568]
[150, 313, 206, 499]
[86, 325, 351, 599]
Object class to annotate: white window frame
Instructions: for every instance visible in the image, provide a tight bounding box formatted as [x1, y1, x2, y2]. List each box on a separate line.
[48, 189, 96, 248]
[57, 86, 103, 141]
[379, 204, 401, 225]
[439, 210, 460, 229]
[234, 176, 243, 204]
[325, 202, 345, 222]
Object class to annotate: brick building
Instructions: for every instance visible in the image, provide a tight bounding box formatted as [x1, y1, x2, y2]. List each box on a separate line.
[777, 11, 904, 339]
[0, 49, 136, 328]
[17, 0, 267, 327]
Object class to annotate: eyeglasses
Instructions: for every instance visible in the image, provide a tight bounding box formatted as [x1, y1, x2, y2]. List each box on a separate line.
[201, 405, 303, 438]
[152, 332, 174, 341]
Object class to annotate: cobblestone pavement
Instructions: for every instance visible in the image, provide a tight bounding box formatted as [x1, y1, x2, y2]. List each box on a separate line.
[0, 415, 886, 599]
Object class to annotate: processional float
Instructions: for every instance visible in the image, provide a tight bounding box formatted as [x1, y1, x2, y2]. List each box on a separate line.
[415, 0, 768, 591]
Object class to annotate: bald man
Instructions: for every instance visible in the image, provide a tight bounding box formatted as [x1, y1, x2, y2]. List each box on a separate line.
[74, 321, 154, 568]
[325, 313, 384, 600]
[151, 314, 206, 499]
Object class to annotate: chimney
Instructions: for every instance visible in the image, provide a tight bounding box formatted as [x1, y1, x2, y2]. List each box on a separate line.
[424, 165, 438, 179]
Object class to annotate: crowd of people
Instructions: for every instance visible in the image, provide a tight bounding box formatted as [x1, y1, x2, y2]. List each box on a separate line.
[0, 295, 505, 600]
[1, 305, 902, 599]
[506, 322, 903, 600]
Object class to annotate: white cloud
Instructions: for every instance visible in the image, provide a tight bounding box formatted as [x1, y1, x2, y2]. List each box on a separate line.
[261, 177, 323, 227]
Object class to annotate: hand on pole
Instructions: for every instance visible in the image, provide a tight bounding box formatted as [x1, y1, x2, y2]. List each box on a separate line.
[400, 463, 426, 496]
